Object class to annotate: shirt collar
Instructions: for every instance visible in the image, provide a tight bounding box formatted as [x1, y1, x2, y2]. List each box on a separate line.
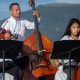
[69, 36, 80, 40]
[10, 16, 20, 23]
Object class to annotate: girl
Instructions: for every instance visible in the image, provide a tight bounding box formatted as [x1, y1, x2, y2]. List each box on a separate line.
[55, 18, 80, 80]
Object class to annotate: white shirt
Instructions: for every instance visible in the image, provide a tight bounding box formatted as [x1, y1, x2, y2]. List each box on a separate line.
[0, 16, 40, 62]
[61, 35, 80, 40]
[1, 16, 40, 41]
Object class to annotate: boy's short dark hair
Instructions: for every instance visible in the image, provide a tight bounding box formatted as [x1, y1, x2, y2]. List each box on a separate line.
[9, 3, 19, 10]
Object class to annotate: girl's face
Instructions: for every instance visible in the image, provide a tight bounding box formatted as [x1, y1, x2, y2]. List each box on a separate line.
[70, 23, 80, 36]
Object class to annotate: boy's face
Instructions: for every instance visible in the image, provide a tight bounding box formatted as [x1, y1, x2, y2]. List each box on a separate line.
[10, 5, 21, 18]
[70, 23, 80, 36]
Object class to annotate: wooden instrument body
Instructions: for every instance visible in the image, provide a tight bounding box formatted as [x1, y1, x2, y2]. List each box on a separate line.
[21, 0, 57, 80]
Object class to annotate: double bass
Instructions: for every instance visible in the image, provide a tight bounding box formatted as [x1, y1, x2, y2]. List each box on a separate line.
[76, 67, 80, 80]
[23, 0, 57, 80]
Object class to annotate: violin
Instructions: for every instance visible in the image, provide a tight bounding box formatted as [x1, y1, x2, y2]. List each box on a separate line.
[0, 28, 18, 40]
[0, 28, 8, 39]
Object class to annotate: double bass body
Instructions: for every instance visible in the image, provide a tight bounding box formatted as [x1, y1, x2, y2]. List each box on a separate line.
[22, 32, 57, 80]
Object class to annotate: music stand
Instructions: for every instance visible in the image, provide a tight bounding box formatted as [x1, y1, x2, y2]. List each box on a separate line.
[51, 40, 80, 80]
[0, 40, 23, 80]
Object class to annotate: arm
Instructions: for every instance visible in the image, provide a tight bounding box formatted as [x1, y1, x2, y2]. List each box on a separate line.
[52, 36, 68, 68]
[24, 18, 41, 29]
[24, 20, 35, 29]
[24, 10, 41, 29]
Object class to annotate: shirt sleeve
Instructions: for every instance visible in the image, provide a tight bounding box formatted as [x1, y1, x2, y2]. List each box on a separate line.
[23, 17, 41, 29]
[60, 36, 68, 41]
[23, 20, 35, 29]
[37, 17, 41, 23]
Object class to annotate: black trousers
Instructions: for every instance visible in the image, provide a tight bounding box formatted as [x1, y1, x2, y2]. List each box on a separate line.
[63, 65, 77, 80]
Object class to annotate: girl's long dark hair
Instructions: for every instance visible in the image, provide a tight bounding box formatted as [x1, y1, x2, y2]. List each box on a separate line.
[62, 18, 80, 37]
